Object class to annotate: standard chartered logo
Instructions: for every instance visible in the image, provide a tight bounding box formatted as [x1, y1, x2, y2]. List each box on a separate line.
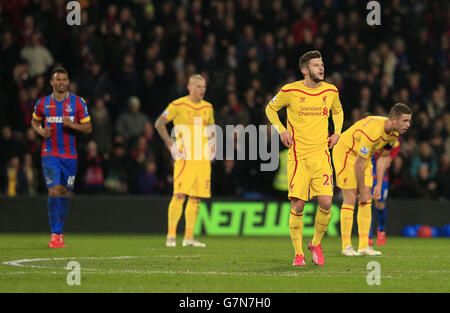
[194, 201, 341, 236]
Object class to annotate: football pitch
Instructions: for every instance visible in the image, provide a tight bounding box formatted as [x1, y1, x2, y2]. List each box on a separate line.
[0, 234, 448, 293]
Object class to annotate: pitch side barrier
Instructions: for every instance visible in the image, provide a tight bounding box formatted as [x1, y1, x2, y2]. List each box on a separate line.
[0, 196, 448, 235]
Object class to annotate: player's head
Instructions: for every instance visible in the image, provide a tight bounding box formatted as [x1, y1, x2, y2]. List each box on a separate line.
[187, 74, 206, 101]
[389, 103, 412, 134]
[50, 67, 69, 94]
[299, 50, 324, 83]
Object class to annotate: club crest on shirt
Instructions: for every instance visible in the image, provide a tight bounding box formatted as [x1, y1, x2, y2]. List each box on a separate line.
[65, 104, 73, 113]
[270, 95, 277, 103]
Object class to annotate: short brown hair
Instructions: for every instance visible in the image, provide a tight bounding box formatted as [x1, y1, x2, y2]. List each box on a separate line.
[299, 50, 322, 69]
[389, 103, 412, 118]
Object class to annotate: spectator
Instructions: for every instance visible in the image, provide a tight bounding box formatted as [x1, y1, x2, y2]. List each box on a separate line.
[114, 53, 140, 109]
[410, 142, 438, 180]
[79, 140, 105, 194]
[20, 33, 53, 77]
[24, 127, 41, 164]
[435, 153, 450, 200]
[21, 152, 38, 195]
[0, 156, 27, 196]
[115, 96, 149, 141]
[104, 138, 129, 194]
[137, 160, 159, 195]
[219, 92, 250, 127]
[91, 97, 112, 157]
[426, 86, 447, 120]
[390, 154, 413, 198]
[0, 125, 24, 166]
[413, 164, 438, 199]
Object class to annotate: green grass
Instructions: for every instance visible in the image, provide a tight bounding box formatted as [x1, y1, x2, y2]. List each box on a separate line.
[0, 234, 449, 293]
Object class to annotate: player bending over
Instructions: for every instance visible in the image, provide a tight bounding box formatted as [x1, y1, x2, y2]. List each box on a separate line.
[333, 103, 411, 256]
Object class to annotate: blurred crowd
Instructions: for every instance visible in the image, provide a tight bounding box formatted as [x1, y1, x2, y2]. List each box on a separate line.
[0, 0, 449, 200]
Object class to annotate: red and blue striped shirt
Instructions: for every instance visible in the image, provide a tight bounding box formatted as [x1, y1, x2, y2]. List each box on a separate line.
[33, 93, 90, 159]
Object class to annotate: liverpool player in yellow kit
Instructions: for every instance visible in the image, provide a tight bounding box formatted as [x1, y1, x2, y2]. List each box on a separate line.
[266, 51, 344, 266]
[155, 74, 215, 247]
[333, 103, 411, 256]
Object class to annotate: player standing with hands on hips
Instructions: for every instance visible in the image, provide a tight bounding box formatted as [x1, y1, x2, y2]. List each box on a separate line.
[155, 74, 215, 248]
[31, 67, 92, 248]
[265, 51, 344, 266]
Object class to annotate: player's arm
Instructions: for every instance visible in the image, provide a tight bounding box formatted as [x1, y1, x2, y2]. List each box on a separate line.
[354, 155, 371, 201]
[31, 99, 51, 138]
[154, 116, 173, 150]
[31, 116, 51, 138]
[69, 97, 93, 133]
[372, 150, 391, 200]
[63, 117, 92, 133]
[265, 90, 291, 148]
[354, 133, 374, 202]
[329, 93, 344, 148]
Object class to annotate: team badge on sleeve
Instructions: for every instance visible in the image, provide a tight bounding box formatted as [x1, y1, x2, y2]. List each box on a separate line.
[162, 109, 169, 117]
[360, 146, 369, 156]
[270, 96, 277, 104]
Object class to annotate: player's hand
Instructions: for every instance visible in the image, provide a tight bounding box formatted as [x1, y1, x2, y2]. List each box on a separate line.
[358, 188, 372, 203]
[169, 141, 186, 161]
[208, 144, 216, 161]
[41, 127, 52, 138]
[280, 131, 293, 148]
[62, 116, 74, 128]
[328, 134, 340, 149]
[372, 184, 382, 200]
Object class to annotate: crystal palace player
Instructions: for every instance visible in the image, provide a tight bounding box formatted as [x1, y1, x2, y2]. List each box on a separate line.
[369, 140, 400, 246]
[265, 51, 344, 266]
[31, 68, 92, 248]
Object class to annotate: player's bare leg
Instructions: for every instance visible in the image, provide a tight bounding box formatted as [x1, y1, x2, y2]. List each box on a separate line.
[290, 198, 306, 266]
[182, 196, 206, 247]
[308, 195, 332, 265]
[166, 193, 186, 247]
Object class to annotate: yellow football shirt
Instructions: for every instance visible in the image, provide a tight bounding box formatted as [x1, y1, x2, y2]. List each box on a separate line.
[266, 80, 344, 160]
[161, 96, 215, 162]
[339, 116, 399, 159]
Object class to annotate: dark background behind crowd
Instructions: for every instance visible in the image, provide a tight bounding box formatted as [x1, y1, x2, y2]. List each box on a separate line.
[0, 0, 449, 200]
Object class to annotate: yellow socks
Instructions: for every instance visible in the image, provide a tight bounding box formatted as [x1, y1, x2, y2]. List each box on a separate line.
[357, 200, 372, 250]
[167, 196, 185, 238]
[312, 206, 332, 246]
[289, 208, 304, 256]
[340, 204, 355, 251]
[184, 197, 200, 240]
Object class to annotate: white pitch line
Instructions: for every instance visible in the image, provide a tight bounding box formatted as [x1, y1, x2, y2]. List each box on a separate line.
[3, 256, 450, 278]
[0, 256, 380, 277]
[2, 256, 146, 268]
